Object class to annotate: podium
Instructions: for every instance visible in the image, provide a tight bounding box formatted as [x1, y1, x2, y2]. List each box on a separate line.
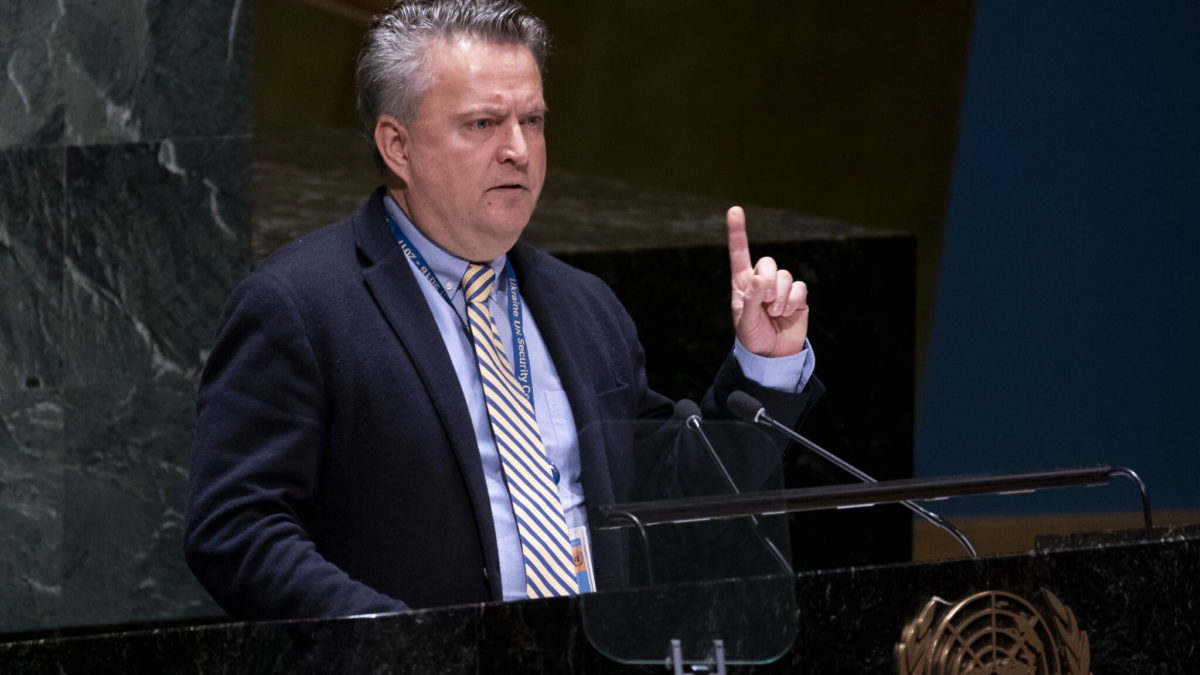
[0, 525, 1196, 672]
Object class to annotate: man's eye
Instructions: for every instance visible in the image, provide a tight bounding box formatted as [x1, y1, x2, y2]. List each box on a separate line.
[523, 115, 544, 128]
[469, 119, 492, 130]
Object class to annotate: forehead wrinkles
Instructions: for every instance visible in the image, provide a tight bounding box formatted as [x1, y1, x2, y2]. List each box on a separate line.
[425, 38, 539, 94]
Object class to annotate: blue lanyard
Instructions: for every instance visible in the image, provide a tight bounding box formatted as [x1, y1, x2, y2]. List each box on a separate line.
[386, 214, 534, 407]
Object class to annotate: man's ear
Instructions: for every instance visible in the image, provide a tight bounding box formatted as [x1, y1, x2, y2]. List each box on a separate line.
[374, 115, 411, 182]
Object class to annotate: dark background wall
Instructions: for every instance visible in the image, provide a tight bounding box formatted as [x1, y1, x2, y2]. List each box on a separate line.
[919, 1, 1200, 516]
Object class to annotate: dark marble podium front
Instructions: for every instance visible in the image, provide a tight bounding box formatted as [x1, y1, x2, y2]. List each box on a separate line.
[2, 530, 1196, 673]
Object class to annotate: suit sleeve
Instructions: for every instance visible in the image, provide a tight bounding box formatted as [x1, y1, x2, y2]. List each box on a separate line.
[184, 271, 408, 619]
[705, 352, 825, 431]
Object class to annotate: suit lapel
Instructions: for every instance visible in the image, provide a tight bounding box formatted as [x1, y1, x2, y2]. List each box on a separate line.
[354, 191, 503, 599]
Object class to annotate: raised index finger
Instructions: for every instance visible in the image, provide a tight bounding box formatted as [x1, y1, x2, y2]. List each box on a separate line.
[726, 206, 752, 277]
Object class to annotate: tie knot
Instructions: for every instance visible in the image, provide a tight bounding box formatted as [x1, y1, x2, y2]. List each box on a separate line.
[462, 263, 497, 304]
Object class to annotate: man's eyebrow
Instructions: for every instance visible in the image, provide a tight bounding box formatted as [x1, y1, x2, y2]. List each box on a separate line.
[456, 106, 504, 118]
[456, 103, 548, 118]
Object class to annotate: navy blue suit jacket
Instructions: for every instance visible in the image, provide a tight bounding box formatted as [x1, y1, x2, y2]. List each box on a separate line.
[184, 188, 823, 619]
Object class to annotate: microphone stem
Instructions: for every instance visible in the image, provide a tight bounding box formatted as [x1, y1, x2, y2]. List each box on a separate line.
[686, 417, 795, 576]
[688, 417, 743, 495]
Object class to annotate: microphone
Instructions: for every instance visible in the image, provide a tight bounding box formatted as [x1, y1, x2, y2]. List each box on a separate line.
[727, 391, 978, 558]
[675, 399, 793, 576]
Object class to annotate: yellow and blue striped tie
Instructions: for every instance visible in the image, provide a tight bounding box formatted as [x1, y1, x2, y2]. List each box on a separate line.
[462, 263, 578, 598]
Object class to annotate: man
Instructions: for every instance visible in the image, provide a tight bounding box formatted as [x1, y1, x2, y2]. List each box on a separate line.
[185, 0, 821, 619]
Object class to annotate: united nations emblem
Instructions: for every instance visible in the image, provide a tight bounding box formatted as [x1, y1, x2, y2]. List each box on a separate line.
[895, 589, 1091, 674]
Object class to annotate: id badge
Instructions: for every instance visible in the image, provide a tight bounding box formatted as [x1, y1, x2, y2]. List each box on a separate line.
[568, 525, 596, 593]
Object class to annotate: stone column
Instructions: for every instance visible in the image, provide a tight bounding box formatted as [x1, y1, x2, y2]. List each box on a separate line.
[0, 0, 251, 631]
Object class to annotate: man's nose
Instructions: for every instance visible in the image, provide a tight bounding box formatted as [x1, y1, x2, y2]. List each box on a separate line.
[497, 119, 529, 165]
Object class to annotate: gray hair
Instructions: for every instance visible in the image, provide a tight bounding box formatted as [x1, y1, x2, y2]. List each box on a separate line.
[355, 0, 550, 167]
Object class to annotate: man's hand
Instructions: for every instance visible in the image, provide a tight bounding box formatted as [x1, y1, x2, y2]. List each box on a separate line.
[727, 206, 809, 358]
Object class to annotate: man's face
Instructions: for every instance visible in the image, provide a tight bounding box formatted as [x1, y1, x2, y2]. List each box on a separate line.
[394, 38, 546, 261]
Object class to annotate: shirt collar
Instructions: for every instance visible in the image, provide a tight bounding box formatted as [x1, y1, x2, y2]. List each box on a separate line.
[383, 194, 507, 301]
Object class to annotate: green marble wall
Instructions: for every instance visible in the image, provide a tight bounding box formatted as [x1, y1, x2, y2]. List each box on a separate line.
[0, 1, 251, 633]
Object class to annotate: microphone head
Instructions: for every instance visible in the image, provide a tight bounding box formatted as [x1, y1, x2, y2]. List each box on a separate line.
[726, 390, 764, 422]
[674, 398, 702, 421]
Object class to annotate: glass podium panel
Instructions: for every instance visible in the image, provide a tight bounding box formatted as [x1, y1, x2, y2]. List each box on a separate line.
[576, 417, 797, 667]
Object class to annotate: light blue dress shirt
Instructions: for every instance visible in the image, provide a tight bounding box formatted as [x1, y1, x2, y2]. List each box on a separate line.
[383, 196, 814, 600]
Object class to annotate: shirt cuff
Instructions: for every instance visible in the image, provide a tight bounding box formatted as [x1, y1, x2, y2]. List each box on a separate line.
[732, 338, 815, 393]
